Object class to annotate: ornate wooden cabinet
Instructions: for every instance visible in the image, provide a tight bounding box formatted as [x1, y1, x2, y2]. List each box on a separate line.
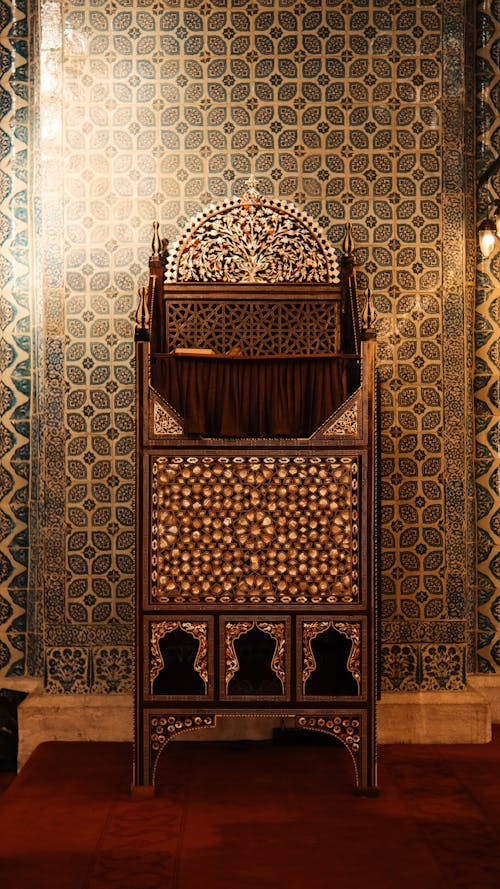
[133, 182, 379, 796]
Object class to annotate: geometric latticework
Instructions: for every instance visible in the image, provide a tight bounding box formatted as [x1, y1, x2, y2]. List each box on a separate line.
[151, 455, 359, 605]
[164, 300, 341, 356]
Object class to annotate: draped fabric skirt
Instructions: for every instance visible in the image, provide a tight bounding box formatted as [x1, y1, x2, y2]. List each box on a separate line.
[151, 355, 359, 437]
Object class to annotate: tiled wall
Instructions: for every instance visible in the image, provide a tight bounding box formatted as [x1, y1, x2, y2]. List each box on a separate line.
[476, 1, 500, 673]
[0, 0, 487, 691]
[0, 0, 30, 676]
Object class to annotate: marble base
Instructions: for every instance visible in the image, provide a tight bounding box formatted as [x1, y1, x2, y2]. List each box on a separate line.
[17, 689, 133, 769]
[467, 674, 500, 723]
[377, 687, 492, 744]
[9, 676, 497, 770]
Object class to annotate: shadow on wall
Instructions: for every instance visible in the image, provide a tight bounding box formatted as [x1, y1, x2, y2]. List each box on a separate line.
[0, 689, 27, 771]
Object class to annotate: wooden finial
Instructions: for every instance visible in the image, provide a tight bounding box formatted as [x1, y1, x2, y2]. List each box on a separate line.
[362, 287, 376, 331]
[135, 285, 150, 333]
[151, 221, 161, 260]
[342, 221, 354, 257]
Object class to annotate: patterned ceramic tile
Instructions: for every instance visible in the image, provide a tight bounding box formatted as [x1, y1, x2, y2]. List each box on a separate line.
[91, 646, 133, 693]
[382, 641, 466, 691]
[420, 643, 467, 691]
[45, 645, 90, 693]
[0, 0, 30, 676]
[476, 0, 500, 672]
[381, 643, 419, 692]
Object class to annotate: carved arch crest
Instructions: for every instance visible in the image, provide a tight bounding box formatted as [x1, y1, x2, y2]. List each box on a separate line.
[165, 177, 340, 285]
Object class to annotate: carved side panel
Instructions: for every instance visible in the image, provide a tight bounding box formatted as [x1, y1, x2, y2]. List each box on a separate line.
[320, 392, 362, 438]
[152, 399, 183, 436]
[151, 455, 359, 605]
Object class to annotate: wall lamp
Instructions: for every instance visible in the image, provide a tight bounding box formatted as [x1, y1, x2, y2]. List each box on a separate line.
[478, 199, 500, 258]
[478, 155, 500, 258]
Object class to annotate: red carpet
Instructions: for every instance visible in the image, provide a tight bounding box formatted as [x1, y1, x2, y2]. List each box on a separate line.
[1, 731, 499, 888]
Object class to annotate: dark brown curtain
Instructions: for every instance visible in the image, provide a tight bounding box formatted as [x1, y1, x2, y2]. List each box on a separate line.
[151, 355, 359, 437]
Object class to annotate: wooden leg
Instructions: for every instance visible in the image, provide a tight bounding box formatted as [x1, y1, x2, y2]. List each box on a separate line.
[295, 712, 378, 795]
[131, 712, 218, 798]
[130, 783, 155, 800]
[131, 706, 155, 799]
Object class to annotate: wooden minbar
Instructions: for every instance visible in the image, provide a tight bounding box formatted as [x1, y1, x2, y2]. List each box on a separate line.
[133, 182, 379, 796]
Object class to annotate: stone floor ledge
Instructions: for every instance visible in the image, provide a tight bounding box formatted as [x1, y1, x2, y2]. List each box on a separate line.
[378, 685, 491, 744]
[17, 690, 134, 769]
[467, 674, 500, 724]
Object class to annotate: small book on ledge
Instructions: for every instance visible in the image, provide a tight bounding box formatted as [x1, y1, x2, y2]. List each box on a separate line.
[173, 347, 245, 358]
[173, 347, 218, 356]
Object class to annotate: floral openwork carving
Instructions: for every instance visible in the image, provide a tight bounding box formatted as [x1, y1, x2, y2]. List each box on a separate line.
[302, 621, 361, 693]
[224, 620, 286, 693]
[165, 177, 340, 285]
[149, 620, 209, 690]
